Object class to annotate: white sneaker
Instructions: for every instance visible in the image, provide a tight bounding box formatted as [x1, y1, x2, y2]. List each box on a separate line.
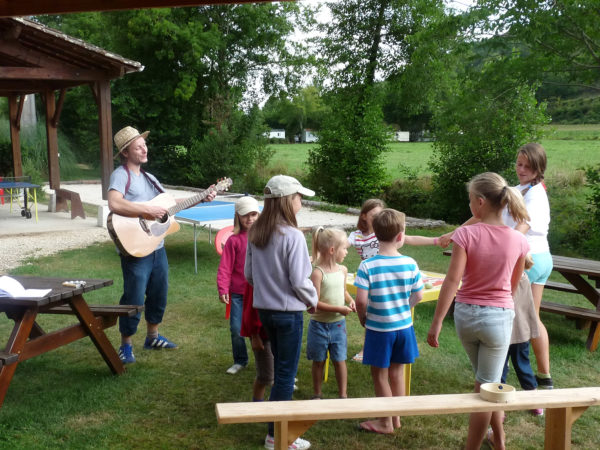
[226, 363, 244, 375]
[264, 434, 311, 450]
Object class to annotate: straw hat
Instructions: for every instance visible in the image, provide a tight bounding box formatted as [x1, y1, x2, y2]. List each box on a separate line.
[113, 126, 149, 159]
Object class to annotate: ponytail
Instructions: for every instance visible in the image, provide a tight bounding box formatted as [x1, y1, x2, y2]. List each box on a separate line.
[469, 172, 530, 223]
[311, 226, 324, 263]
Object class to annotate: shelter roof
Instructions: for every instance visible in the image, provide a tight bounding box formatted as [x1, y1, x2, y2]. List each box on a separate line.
[0, 17, 142, 96]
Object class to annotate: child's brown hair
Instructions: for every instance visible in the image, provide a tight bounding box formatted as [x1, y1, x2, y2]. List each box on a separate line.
[357, 198, 385, 233]
[372, 208, 405, 243]
[518, 143, 547, 185]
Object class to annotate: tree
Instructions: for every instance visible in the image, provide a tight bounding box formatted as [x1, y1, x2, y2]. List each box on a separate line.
[308, 0, 445, 204]
[474, 0, 600, 92]
[37, 5, 304, 189]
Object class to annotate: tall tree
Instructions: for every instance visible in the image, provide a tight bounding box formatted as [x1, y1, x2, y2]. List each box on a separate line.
[308, 0, 445, 204]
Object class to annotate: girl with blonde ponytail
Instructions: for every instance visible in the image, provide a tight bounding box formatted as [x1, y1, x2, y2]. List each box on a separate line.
[427, 172, 530, 450]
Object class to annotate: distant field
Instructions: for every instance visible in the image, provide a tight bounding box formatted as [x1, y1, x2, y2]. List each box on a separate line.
[542, 123, 600, 140]
[268, 139, 600, 180]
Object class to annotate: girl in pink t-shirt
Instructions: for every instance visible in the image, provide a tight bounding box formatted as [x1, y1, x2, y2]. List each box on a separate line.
[217, 196, 260, 375]
[427, 172, 529, 450]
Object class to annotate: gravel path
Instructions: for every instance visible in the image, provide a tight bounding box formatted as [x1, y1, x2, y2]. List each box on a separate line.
[0, 228, 112, 273]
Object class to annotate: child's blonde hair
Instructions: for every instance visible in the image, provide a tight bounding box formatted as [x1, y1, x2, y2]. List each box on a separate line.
[357, 198, 386, 233]
[373, 208, 405, 242]
[312, 227, 347, 265]
[524, 254, 534, 270]
[518, 143, 547, 185]
[248, 196, 297, 249]
[468, 172, 530, 223]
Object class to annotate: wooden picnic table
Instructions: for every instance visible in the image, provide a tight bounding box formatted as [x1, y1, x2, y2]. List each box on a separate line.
[544, 255, 600, 351]
[0, 276, 141, 408]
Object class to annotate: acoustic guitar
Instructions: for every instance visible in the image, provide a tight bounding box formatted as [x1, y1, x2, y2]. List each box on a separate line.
[107, 178, 232, 257]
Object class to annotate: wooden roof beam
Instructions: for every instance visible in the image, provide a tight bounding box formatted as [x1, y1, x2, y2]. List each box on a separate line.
[0, 66, 112, 81]
[0, 0, 279, 18]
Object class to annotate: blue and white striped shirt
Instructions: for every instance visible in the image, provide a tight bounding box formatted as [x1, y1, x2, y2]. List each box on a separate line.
[354, 255, 423, 332]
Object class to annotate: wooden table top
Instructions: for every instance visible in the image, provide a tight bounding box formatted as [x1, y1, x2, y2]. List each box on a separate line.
[551, 255, 600, 278]
[0, 276, 112, 308]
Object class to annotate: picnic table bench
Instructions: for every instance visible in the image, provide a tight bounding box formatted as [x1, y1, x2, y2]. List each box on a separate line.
[216, 387, 600, 450]
[0, 276, 142, 408]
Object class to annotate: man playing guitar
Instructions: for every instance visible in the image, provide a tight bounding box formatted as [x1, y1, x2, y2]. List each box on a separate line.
[108, 125, 216, 364]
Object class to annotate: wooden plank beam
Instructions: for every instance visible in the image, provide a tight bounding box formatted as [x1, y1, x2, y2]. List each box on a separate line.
[0, 0, 279, 18]
[44, 89, 61, 191]
[96, 80, 113, 200]
[8, 94, 22, 177]
[0, 67, 109, 81]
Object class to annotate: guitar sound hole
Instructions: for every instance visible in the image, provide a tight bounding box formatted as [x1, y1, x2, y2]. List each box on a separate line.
[158, 213, 168, 224]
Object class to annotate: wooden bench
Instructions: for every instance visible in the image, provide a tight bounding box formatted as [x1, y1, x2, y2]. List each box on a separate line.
[44, 304, 144, 329]
[55, 187, 86, 219]
[216, 387, 600, 450]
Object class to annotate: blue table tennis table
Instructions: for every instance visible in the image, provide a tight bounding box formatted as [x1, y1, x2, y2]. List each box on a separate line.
[175, 201, 235, 273]
[0, 178, 40, 221]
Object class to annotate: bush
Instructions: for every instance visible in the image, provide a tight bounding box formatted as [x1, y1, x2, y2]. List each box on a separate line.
[382, 165, 436, 219]
[429, 80, 549, 223]
[307, 90, 388, 205]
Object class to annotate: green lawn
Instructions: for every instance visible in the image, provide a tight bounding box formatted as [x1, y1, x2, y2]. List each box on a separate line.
[1, 226, 599, 449]
[267, 138, 600, 180]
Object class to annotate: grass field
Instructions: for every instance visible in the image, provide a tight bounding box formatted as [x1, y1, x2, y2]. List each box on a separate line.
[1, 226, 599, 449]
[267, 137, 600, 181]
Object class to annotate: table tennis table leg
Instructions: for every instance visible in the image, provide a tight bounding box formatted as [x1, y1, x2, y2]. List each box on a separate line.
[193, 223, 198, 274]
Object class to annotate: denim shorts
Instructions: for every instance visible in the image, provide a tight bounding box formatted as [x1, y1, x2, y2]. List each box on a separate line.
[526, 251, 553, 285]
[306, 319, 347, 362]
[363, 326, 419, 368]
[454, 302, 514, 384]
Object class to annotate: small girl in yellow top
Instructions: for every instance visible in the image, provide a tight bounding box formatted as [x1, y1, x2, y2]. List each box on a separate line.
[308, 227, 356, 399]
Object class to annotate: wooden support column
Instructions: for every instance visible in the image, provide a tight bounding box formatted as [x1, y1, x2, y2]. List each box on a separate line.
[96, 80, 113, 200]
[8, 95, 23, 177]
[44, 90, 61, 192]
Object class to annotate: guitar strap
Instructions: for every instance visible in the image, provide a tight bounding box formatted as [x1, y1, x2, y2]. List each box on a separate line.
[122, 165, 165, 196]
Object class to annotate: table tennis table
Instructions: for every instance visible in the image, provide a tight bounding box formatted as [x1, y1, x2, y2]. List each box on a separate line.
[175, 201, 236, 273]
[0, 177, 39, 222]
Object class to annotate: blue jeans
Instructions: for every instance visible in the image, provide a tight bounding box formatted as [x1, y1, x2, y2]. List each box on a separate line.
[501, 342, 538, 390]
[258, 309, 303, 436]
[229, 293, 248, 366]
[454, 302, 514, 384]
[119, 247, 169, 337]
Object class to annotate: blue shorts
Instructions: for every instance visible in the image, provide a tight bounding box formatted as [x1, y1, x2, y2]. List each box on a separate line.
[526, 251, 553, 285]
[306, 319, 347, 362]
[454, 302, 514, 384]
[363, 326, 419, 368]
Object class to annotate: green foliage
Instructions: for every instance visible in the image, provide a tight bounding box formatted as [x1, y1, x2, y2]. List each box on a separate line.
[382, 165, 436, 219]
[429, 72, 549, 223]
[307, 91, 389, 204]
[582, 164, 600, 254]
[149, 106, 273, 193]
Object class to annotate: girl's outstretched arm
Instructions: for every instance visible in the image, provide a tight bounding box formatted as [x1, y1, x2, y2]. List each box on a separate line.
[404, 235, 437, 246]
[438, 216, 481, 247]
[427, 245, 466, 347]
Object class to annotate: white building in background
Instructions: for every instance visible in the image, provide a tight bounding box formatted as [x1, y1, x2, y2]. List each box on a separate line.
[391, 131, 410, 142]
[302, 129, 318, 143]
[266, 129, 286, 139]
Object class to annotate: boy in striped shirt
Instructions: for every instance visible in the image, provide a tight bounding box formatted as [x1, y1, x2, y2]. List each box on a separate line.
[354, 209, 424, 434]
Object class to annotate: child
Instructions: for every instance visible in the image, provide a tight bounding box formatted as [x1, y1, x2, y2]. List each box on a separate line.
[217, 196, 260, 375]
[240, 283, 274, 404]
[501, 254, 541, 415]
[439, 144, 554, 389]
[308, 227, 356, 400]
[245, 175, 317, 450]
[354, 209, 424, 434]
[349, 198, 438, 362]
[427, 172, 530, 450]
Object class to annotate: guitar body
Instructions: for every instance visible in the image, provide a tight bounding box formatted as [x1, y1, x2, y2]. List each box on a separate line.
[107, 193, 181, 258]
[107, 178, 232, 258]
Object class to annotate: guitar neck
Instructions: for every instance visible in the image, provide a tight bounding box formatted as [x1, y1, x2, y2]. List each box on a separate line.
[166, 188, 214, 216]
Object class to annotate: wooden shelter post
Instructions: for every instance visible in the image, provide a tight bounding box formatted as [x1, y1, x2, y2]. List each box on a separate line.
[44, 90, 60, 190]
[96, 80, 113, 200]
[8, 94, 23, 177]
